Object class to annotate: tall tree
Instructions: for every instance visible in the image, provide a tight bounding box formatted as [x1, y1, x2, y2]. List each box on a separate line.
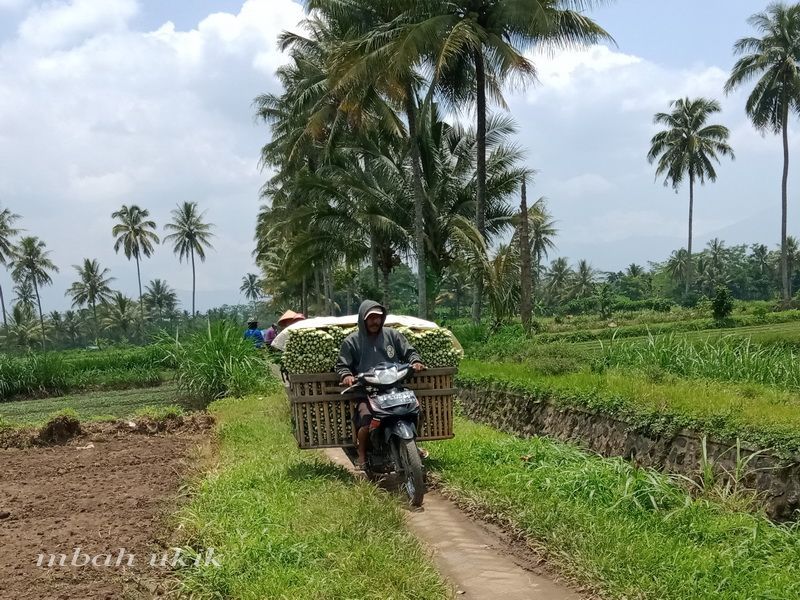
[143, 279, 178, 322]
[12, 280, 36, 315]
[665, 248, 691, 291]
[66, 258, 114, 346]
[571, 259, 597, 299]
[422, 0, 612, 323]
[725, 3, 800, 304]
[103, 292, 137, 340]
[240, 273, 263, 315]
[0, 207, 21, 329]
[111, 204, 160, 322]
[163, 202, 214, 316]
[545, 257, 573, 303]
[9, 236, 58, 350]
[647, 97, 734, 295]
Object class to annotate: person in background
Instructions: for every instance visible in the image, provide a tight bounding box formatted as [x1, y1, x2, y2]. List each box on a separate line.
[244, 318, 265, 349]
[264, 323, 278, 346]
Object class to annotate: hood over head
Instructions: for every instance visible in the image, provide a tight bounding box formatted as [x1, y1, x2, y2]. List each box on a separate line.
[358, 299, 386, 336]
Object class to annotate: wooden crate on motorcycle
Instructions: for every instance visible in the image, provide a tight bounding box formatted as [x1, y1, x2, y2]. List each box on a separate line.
[287, 367, 457, 449]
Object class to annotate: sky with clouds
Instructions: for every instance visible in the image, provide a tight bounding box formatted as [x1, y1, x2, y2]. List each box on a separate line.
[0, 0, 792, 312]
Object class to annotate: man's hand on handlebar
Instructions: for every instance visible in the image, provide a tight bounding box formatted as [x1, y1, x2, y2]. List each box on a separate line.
[412, 362, 425, 372]
[341, 375, 356, 387]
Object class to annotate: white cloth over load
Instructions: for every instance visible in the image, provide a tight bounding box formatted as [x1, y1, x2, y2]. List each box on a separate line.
[270, 314, 462, 353]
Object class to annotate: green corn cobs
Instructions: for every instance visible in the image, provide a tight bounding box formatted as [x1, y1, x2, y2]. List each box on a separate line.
[284, 325, 462, 374]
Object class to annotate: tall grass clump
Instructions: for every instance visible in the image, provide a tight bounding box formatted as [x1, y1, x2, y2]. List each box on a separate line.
[159, 321, 269, 401]
[0, 352, 69, 400]
[602, 334, 800, 390]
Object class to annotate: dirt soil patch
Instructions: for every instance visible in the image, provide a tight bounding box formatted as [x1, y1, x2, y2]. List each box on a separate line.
[0, 427, 209, 599]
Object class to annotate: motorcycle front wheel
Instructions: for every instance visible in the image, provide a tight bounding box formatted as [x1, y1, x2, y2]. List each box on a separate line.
[397, 438, 425, 507]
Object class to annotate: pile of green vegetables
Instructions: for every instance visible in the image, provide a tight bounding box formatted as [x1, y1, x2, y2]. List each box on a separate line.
[282, 326, 461, 374]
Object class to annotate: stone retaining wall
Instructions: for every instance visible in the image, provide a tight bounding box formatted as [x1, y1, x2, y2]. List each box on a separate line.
[458, 385, 800, 521]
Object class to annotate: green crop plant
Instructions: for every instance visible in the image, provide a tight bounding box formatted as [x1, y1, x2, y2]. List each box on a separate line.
[282, 326, 462, 374]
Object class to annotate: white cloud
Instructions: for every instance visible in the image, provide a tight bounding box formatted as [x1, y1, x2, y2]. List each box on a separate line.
[521, 44, 728, 118]
[553, 173, 616, 199]
[0, 0, 305, 311]
[18, 0, 138, 49]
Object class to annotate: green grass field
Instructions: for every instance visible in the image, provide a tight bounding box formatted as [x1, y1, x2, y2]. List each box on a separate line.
[0, 384, 193, 426]
[427, 417, 800, 600]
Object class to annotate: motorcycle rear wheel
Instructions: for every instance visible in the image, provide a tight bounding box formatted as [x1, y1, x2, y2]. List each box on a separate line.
[398, 438, 425, 507]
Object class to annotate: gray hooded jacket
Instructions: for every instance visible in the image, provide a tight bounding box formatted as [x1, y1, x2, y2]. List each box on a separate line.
[335, 300, 422, 380]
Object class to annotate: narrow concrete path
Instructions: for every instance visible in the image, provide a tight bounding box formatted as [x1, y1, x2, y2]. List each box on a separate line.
[324, 448, 582, 600]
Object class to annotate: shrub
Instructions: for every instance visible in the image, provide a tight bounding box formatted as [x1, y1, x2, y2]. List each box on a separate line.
[159, 321, 268, 401]
[712, 286, 734, 321]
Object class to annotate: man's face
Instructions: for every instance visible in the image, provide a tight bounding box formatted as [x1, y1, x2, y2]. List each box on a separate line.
[365, 313, 382, 334]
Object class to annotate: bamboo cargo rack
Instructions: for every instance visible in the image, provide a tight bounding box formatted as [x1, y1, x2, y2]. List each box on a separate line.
[287, 367, 457, 449]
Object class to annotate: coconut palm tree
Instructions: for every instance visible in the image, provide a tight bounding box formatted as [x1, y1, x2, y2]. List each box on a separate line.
[142, 279, 178, 322]
[9, 236, 57, 350]
[626, 264, 645, 278]
[485, 243, 520, 329]
[647, 97, 734, 295]
[66, 259, 114, 346]
[62, 310, 83, 347]
[545, 257, 573, 304]
[418, 0, 612, 323]
[103, 292, 137, 340]
[665, 248, 691, 291]
[0, 207, 21, 328]
[240, 273, 263, 314]
[163, 202, 215, 316]
[1, 303, 41, 350]
[12, 279, 36, 315]
[529, 199, 558, 287]
[571, 259, 597, 299]
[725, 3, 800, 304]
[111, 204, 160, 322]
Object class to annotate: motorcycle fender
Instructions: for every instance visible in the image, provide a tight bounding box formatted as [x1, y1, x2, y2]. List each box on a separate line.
[387, 420, 416, 441]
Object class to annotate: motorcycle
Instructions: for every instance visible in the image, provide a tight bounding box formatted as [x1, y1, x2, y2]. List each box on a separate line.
[341, 362, 426, 506]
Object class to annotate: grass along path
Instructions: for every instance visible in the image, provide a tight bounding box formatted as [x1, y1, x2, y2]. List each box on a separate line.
[172, 386, 448, 599]
[568, 320, 800, 352]
[0, 384, 191, 425]
[426, 417, 800, 600]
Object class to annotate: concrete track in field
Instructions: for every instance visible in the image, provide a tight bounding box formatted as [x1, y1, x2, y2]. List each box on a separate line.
[325, 448, 583, 600]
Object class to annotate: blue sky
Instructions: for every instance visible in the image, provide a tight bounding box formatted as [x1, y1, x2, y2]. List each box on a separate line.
[0, 0, 790, 312]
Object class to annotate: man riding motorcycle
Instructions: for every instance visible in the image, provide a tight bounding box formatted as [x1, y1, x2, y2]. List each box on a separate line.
[335, 300, 425, 469]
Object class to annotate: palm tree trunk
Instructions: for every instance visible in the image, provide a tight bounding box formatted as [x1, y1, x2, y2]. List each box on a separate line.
[686, 174, 694, 296]
[33, 278, 45, 351]
[0, 282, 6, 328]
[301, 276, 307, 316]
[323, 267, 332, 315]
[472, 45, 487, 325]
[314, 268, 321, 312]
[405, 88, 427, 319]
[369, 227, 380, 290]
[191, 246, 196, 316]
[519, 179, 533, 334]
[781, 112, 790, 304]
[92, 301, 99, 347]
[135, 255, 144, 321]
[381, 268, 390, 310]
[135, 255, 145, 343]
